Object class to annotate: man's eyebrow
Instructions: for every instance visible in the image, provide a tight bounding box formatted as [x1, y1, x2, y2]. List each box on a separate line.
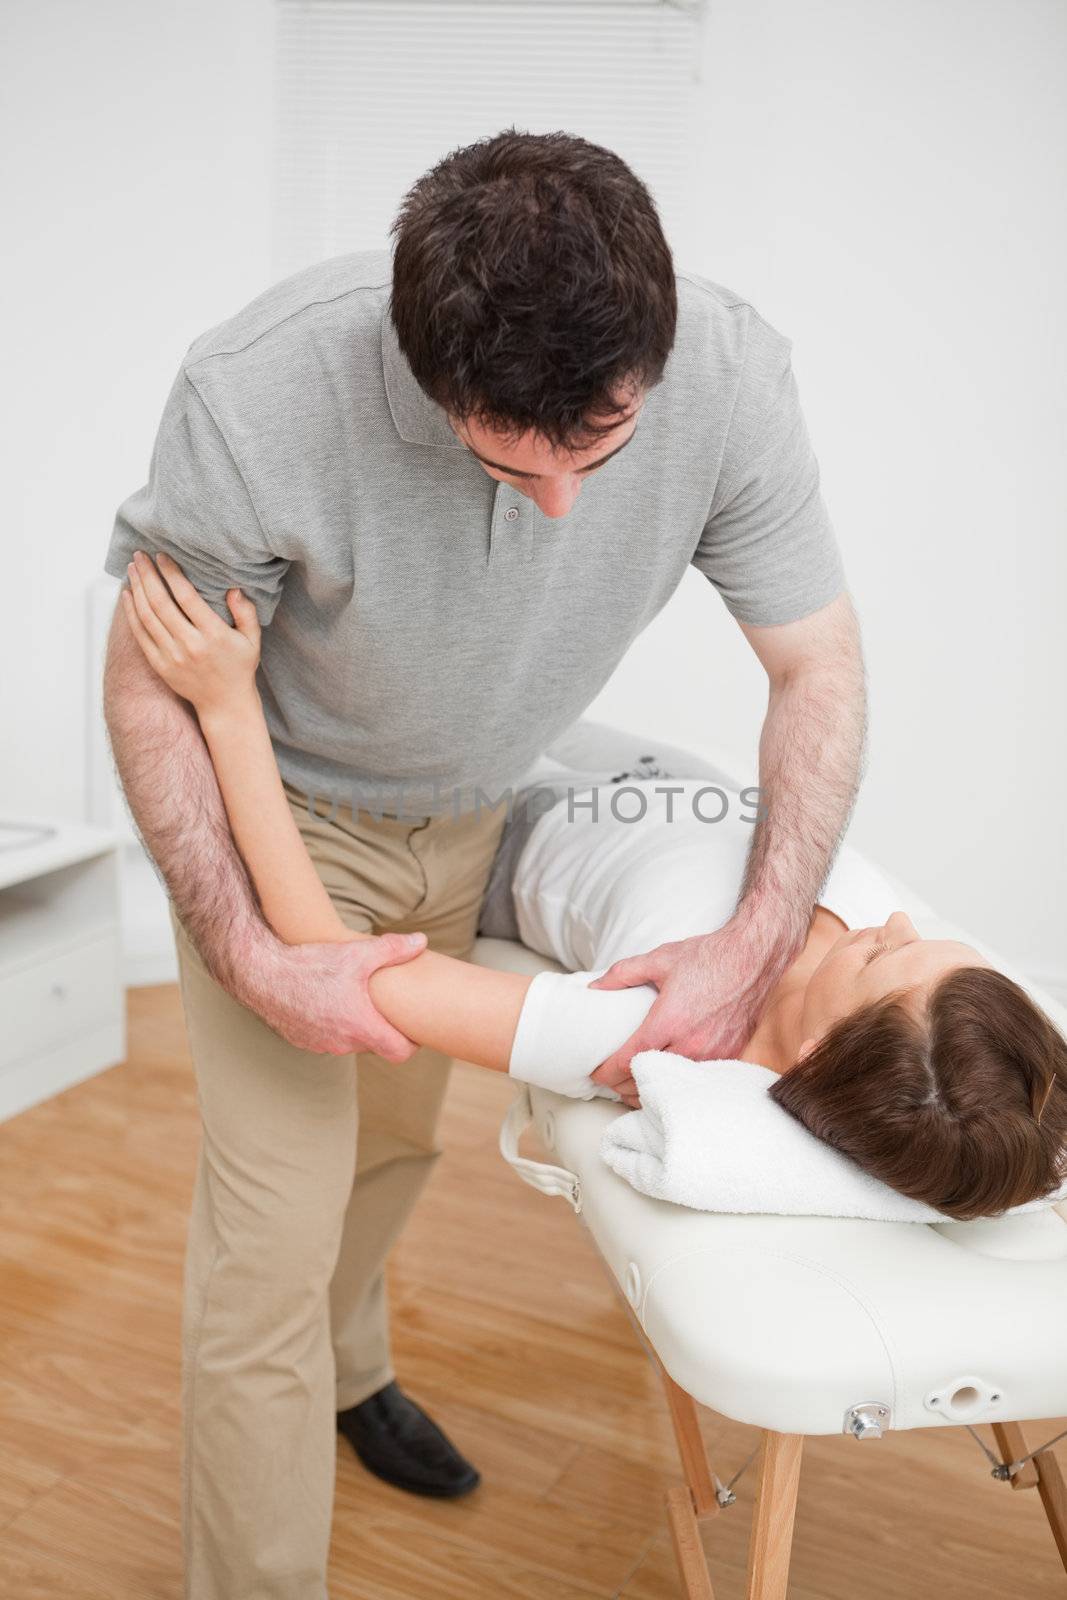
[465, 427, 639, 479]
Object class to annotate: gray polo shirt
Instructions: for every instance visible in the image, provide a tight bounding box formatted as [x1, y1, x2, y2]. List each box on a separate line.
[104, 249, 845, 817]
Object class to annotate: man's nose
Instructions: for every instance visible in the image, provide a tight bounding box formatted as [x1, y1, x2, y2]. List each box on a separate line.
[533, 480, 581, 517]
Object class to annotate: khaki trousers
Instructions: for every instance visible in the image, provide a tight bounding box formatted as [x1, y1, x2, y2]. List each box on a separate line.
[171, 781, 508, 1600]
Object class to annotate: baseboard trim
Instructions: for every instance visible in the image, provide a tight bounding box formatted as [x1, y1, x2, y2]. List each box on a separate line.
[0, 1020, 126, 1124]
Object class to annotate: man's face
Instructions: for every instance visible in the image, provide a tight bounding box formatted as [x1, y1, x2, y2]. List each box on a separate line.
[446, 392, 645, 519]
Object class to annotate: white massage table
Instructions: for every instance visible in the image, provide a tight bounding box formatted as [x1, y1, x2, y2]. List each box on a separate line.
[471, 740, 1067, 1599]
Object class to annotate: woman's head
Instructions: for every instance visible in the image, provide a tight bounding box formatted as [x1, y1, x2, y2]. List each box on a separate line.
[797, 911, 991, 1039]
[770, 912, 1067, 1219]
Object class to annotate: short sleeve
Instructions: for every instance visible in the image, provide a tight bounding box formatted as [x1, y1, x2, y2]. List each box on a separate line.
[103, 367, 290, 626]
[693, 316, 846, 627]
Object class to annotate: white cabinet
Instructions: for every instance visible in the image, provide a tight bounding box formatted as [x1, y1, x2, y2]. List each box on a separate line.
[0, 821, 125, 1123]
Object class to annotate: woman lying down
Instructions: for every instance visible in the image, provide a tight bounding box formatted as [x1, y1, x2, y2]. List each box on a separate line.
[122, 553, 1067, 1224]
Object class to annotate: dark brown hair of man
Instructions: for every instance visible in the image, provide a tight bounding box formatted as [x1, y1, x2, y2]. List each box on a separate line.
[389, 126, 678, 453]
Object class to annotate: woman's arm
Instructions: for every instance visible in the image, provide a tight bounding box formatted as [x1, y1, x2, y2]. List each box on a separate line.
[123, 552, 343, 944]
[122, 552, 529, 1072]
[197, 696, 353, 947]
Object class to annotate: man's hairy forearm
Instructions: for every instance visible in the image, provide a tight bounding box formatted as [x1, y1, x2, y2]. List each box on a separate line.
[103, 602, 277, 996]
[738, 619, 868, 975]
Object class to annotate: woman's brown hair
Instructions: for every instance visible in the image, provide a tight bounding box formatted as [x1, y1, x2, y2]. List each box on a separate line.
[388, 127, 677, 453]
[769, 967, 1067, 1221]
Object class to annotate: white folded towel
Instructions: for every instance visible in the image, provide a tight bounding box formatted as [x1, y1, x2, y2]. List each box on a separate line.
[600, 1050, 1067, 1223]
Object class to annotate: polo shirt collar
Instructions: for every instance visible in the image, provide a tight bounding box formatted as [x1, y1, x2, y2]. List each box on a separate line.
[381, 305, 466, 451]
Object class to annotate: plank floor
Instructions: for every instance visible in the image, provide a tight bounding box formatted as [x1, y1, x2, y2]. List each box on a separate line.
[0, 983, 1064, 1598]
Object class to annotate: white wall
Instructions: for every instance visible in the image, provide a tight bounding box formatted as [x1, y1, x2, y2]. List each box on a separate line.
[0, 0, 275, 820]
[3, 0, 1064, 991]
[589, 0, 1067, 991]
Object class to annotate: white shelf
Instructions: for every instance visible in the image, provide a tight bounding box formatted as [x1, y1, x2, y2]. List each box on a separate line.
[0, 817, 118, 892]
[0, 819, 125, 1124]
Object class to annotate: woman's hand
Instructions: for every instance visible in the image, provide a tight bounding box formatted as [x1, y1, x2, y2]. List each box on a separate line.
[122, 549, 260, 717]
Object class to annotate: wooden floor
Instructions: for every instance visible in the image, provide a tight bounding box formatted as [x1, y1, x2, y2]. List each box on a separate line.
[1, 984, 1065, 1600]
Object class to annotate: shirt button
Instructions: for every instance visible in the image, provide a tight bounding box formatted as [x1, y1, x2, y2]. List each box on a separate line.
[504, 506, 519, 522]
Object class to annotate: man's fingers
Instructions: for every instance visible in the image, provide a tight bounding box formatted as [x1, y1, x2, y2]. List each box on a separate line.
[591, 1051, 631, 1085]
[587, 956, 649, 991]
[359, 1014, 421, 1063]
[590, 1027, 653, 1085]
[591, 1011, 679, 1084]
[365, 930, 428, 973]
[344, 933, 428, 1060]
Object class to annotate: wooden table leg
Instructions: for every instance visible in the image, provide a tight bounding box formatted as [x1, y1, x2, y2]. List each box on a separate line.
[651, 1358, 723, 1595]
[745, 1431, 804, 1600]
[992, 1421, 1040, 1489]
[993, 1420, 1067, 1573]
[666, 1485, 717, 1600]
[1033, 1447, 1067, 1574]
[658, 1362, 720, 1519]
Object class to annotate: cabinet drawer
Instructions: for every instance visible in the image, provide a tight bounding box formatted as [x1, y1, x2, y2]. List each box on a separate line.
[0, 934, 121, 1072]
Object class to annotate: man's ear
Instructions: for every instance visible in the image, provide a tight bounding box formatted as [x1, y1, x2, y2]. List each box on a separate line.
[795, 1036, 819, 1063]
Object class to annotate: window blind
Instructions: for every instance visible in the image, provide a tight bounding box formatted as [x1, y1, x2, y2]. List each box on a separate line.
[273, 0, 708, 277]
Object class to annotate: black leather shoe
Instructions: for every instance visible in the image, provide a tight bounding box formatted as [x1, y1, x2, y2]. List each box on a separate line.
[337, 1381, 481, 1498]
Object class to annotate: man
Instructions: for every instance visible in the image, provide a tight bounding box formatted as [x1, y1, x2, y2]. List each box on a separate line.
[103, 127, 865, 1600]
